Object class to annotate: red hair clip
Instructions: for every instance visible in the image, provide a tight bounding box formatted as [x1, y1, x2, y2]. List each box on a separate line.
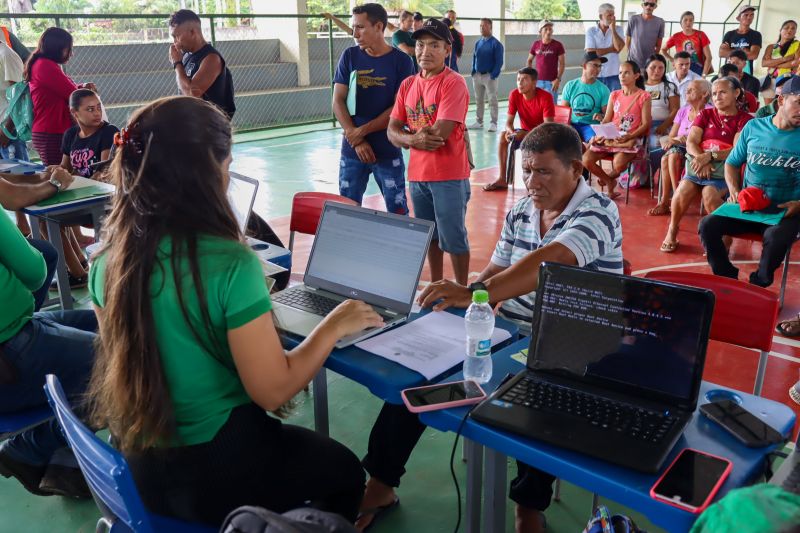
[113, 127, 130, 147]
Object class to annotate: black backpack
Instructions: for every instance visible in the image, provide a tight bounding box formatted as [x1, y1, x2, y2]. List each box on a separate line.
[219, 506, 358, 533]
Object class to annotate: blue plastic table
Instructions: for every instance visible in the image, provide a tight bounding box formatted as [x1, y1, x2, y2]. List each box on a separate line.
[283, 309, 518, 436]
[419, 338, 797, 533]
[23, 194, 111, 310]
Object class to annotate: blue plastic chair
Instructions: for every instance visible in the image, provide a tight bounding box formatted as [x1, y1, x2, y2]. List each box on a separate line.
[0, 406, 52, 440]
[43, 374, 217, 533]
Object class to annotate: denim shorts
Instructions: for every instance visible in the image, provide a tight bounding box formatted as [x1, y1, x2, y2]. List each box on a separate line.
[682, 174, 728, 190]
[571, 123, 595, 142]
[409, 179, 471, 254]
[338, 156, 408, 215]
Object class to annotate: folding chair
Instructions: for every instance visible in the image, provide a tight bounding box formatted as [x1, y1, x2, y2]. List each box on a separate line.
[287, 192, 358, 251]
[44, 375, 216, 533]
[644, 271, 779, 396]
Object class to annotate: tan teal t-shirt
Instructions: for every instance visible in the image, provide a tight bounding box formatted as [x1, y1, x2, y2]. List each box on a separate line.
[89, 235, 272, 446]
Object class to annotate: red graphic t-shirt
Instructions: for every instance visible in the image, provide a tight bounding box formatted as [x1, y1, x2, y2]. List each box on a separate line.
[665, 31, 711, 65]
[390, 67, 470, 182]
[529, 39, 565, 82]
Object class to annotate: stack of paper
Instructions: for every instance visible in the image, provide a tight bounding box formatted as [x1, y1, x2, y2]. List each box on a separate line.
[356, 311, 512, 379]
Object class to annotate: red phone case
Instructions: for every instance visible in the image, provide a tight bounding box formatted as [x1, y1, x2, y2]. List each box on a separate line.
[401, 380, 487, 413]
[649, 448, 732, 514]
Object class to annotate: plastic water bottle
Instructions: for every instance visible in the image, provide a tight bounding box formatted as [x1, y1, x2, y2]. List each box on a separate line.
[463, 289, 494, 384]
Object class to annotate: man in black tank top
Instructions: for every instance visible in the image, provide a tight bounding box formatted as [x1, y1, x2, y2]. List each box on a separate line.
[169, 9, 236, 119]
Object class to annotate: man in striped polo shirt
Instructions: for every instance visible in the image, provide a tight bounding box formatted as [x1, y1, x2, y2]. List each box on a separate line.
[419, 122, 623, 531]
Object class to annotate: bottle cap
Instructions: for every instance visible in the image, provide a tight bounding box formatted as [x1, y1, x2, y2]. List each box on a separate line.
[472, 289, 489, 303]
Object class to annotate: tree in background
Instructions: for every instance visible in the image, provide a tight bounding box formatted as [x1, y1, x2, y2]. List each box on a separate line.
[515, 0, 581, 20]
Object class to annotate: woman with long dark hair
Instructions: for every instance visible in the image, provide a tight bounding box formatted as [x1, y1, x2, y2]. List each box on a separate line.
[88, 96, 379, 526]
[760, 20, 799, 104]
[25, 27, 95, 285]
[583, 60, 651, 200]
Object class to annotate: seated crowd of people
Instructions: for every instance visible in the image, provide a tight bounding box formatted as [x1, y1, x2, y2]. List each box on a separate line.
[0, 2, 799, 532]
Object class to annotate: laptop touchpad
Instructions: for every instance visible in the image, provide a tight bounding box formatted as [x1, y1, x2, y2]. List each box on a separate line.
[273, 305, 322, 337]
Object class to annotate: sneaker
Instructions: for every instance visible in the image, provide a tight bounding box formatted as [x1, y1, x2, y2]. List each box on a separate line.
[0, 447, 50, 496]
[38, 464, 91, 499]
[49, 272, 89, 291]
[467, 121, 483, 130]
[789, 382, 800, 406]
[488, 123, 497, 132]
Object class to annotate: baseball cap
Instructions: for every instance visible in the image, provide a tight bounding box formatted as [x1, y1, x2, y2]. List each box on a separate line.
[775, 74, 795, 88]
[738, 187, 771, 212]
[538, 20, 553, 32]
[413, 12, 423, 21]
[583, 51, 608, 64]
[411, 18, 453, 44]
[736, 5, 756, 19]
[780, 75, 800, 96]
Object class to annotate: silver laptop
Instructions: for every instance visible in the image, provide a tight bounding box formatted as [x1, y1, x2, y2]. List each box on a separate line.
[271, 202, 434, 348]
[227, 171, 259, 234]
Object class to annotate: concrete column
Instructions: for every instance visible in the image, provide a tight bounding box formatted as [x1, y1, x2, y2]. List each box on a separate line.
[252, 0, 310, 87]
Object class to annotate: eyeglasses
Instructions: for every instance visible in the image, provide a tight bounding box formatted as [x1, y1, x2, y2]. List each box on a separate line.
[642, 2, 657, 6]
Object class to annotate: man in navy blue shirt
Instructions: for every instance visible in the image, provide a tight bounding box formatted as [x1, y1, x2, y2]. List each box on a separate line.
[468, 18, 504, 132]
[332, 3, 415, 214]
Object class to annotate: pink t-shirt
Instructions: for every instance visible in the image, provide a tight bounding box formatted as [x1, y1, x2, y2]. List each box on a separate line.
[508, 88, 555, 131]
[29, 58, 78, 134]
[390, 67, 470, 182]
[691, 107, 752, 144]
[529, 39, 565, 82]
[608, 89, 650, 134]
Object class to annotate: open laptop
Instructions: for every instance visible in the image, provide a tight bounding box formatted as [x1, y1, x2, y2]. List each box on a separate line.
[271, 202, 434, 348]
[471, 263, 715, 473]
[227, 171, 259, 234]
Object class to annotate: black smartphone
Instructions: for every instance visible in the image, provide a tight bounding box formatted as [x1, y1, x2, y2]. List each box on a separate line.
[650, 448, 732, 513]
[699, 399, 784, 448]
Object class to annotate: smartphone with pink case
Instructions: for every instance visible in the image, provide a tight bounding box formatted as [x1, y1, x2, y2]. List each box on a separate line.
[650, 448, 732, 514]
[401, 380, 487, 413]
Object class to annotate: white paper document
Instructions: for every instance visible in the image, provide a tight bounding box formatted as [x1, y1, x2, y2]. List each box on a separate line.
[590, 123, 621, 139]
[356, 311, 512, 380]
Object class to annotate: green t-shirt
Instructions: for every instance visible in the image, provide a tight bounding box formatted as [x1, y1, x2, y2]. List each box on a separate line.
[392, 29, 417, 69]
[755, 100, 778, 119]
[89, 235, 272, 446]
[0, 212, 46, 343]
[559, 77, 611, 125]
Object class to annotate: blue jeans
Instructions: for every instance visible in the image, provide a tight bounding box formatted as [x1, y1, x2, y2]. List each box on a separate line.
[690, 62, 704, 76]
[536, 80, 558, 103]
[27, 239, 57, 312]
[598, 75, 621, 92]
[0, 139, 29, 161]
[409, 179, 471, 254]
[339, 156, 408, 215]
[0, 310, 97, 466]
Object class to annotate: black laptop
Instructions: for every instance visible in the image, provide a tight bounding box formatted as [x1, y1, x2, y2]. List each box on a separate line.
[471, 263, 715, 473]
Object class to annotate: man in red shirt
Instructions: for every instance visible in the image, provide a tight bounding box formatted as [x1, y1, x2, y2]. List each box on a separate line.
[388, 17, 471, 285]
[484, 67, 554, 191]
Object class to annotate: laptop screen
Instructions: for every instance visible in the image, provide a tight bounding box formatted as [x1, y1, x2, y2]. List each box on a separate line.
[304, 203, 433, 312]
[227, 172, 259, 234]
[529, 264, 714, 407]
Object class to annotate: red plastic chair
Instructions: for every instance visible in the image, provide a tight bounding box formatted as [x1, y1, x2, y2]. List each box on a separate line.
[644, 271, 779, 396]
[553, 105, 571, 125]
[288, 192, 358, 251]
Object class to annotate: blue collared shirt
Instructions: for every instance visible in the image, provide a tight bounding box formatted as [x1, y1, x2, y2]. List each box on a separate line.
[472, 35, 504, 79]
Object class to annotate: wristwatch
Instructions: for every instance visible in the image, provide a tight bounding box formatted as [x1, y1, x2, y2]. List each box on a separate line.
[468, 281, 487, 292]
[48, 176, 63, 191]
[172, 60, 183, 69]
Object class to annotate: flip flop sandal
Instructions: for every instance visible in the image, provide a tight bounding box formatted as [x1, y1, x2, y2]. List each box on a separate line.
[775, 314, 800, 337]
[358, 497, 400, 532]
[482, 182, 508, 192]
[660, 241, 679, 253]
[789, 383, 800, 406]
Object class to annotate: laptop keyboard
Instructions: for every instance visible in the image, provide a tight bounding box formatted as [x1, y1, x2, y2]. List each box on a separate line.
[273, 287, 340, 316]
[500, 377, 679, 444]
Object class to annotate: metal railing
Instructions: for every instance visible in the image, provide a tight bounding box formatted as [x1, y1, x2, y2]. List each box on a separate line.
[0, 12, 748, 133]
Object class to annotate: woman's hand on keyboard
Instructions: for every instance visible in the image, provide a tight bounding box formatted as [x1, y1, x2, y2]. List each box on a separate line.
[322, 300, 385, 338]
